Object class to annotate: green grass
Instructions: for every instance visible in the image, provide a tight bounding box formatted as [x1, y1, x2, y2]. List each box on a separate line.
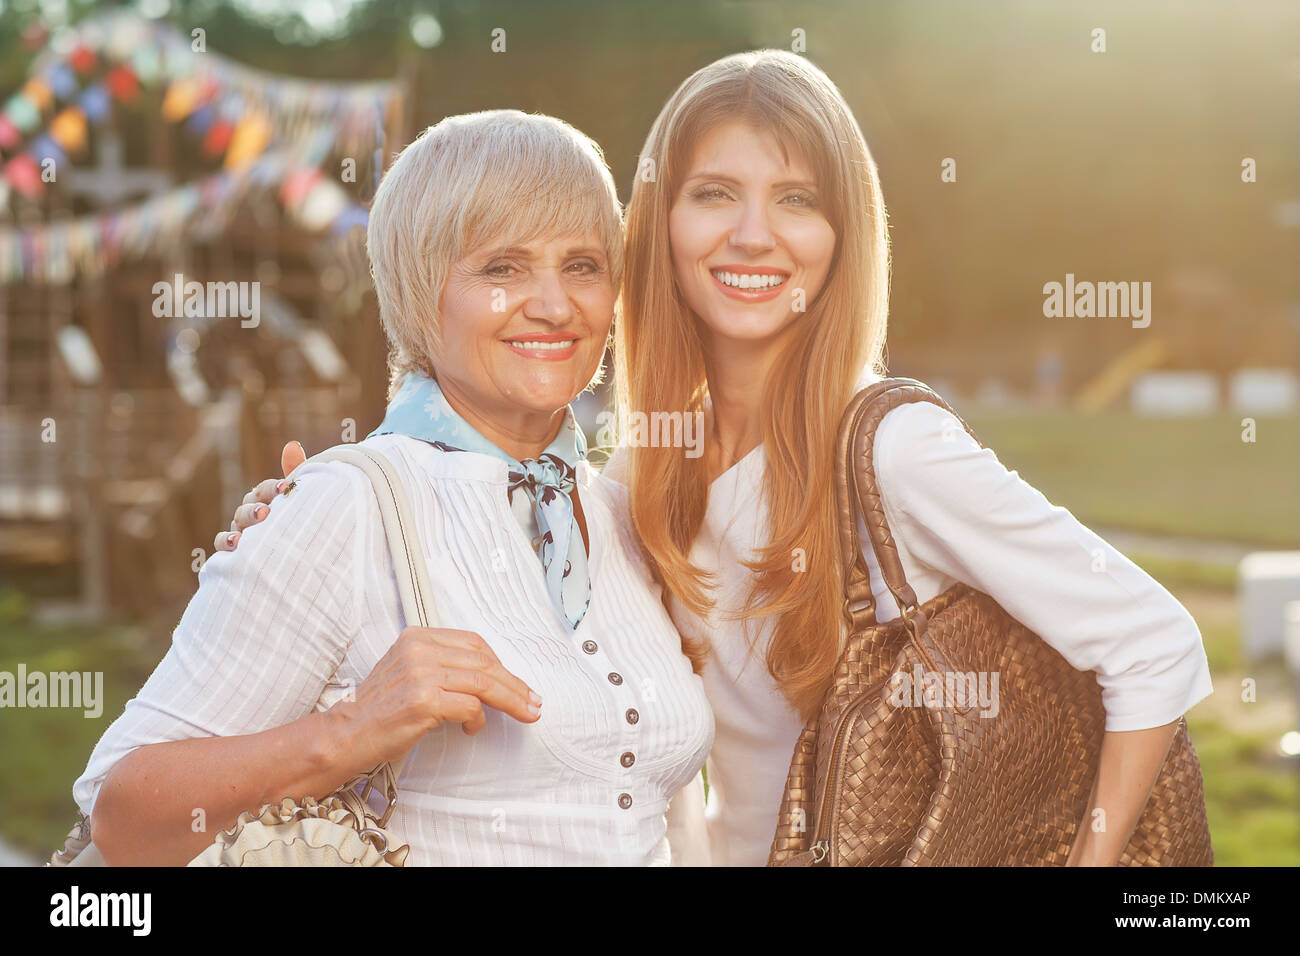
[0, 603, 160, 861]
[961, 409, 1300, 549]
[1187, 716, 1300, 866]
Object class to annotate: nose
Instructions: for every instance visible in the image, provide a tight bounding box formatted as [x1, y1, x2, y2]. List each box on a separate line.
[729, 198, 776, 256]
[522, 268, 575, 324]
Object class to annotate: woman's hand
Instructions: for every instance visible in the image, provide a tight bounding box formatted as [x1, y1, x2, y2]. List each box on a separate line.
[213, 441, 307, 552]
[325, 626, 544, 778]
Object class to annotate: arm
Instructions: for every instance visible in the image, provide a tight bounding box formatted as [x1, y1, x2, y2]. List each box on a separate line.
[1065, 719, 1180, 866]
[872, 401, 1213, 864]
[92, 706, 359, 866]
[82, 460, 542, 866]
[83, 460, 369, 865]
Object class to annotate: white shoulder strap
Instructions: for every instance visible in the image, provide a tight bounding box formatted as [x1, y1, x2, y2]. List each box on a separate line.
[300, 443, 440, 785]
[305, 445, 437, 630]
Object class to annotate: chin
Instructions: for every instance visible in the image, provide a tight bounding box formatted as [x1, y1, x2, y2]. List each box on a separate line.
[507, 375, 585, 413]
[701, 308, 797, 345]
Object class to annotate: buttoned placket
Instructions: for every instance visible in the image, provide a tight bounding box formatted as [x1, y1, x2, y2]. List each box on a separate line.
[571, 630, 641, 815]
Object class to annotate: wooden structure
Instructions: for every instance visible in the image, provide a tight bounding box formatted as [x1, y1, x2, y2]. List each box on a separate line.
[0, 56, 408, 630]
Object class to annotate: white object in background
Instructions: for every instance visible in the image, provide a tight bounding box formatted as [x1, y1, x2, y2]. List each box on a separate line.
[1283, 601, 1300, 675]
[56, 327, 103, 386]
[1239, 552, 1300, 659]
[298, 329, 348, 383]
[1228, 368, 1299, 415]
[166, 349, 209, 407]
[1130, 371, 1219, 416]
[974, 377, 1013, 407]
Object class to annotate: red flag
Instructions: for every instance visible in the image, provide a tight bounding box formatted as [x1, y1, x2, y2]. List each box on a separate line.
[3, 153, 43, 199]
[106, 65, 140, 103]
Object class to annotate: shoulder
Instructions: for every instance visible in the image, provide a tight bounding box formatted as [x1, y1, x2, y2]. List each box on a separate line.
[868, 398, 989, 515]
[598, 443, 631, 487]
[872, 399, 978, 471]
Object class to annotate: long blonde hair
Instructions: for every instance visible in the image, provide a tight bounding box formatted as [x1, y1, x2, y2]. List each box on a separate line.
[614, 50, 891, 721]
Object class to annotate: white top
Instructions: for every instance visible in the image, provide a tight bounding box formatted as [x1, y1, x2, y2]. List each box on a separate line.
[659, 389, 1215, 867]
[73, 434, 714, 866]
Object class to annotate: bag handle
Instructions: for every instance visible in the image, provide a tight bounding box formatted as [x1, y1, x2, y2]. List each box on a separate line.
[836, 377, 982, 672]
[302, 444, 440, 816]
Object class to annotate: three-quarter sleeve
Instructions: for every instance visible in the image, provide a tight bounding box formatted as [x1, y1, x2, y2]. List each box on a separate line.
[72, 461, 373, 817]
[871, 400, 1213, 732]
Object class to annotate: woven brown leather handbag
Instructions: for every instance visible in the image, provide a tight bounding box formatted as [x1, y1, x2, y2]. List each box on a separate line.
[767, 377, 1214, 866]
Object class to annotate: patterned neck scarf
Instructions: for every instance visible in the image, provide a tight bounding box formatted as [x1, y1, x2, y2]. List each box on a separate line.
[368, 370, 591, 630]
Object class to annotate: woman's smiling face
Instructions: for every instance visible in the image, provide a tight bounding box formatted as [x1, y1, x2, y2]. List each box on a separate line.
[434, 230, 614, 428]
[668, 119, 836, 352]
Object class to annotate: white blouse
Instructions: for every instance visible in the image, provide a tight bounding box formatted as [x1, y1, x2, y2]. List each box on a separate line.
[73, 433, 715, 866]
[659, 385, 1215, 867]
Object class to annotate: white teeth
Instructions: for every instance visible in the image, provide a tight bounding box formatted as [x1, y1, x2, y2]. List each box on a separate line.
[711, 270, 786, 290]
[511, 340, 575, 351]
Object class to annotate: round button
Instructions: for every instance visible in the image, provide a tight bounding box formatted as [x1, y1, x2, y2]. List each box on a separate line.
[620, 752, 635, 768]
[581, 640, 597, 655]
[607, 672, 623, 686]
[625, 708, 639, 725]
[617, 793, 633, 810]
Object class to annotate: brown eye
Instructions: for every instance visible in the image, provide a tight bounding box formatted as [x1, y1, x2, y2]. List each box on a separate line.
[693, 186, 730, 202]
[782, 191, 818, 208]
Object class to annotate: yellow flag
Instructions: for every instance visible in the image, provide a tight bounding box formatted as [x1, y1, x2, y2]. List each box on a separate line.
[21, 77, 53, 111]
[224, 112, 272, 170]
[49, 107, 88, 153]
[161, 76, 204, 122]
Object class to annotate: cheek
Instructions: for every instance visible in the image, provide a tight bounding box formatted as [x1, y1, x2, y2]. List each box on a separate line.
[439, 286, 499, 356]
[801, 220, 837, 284]
[667, 205, 703, 278]
[579, 282, 615, 336]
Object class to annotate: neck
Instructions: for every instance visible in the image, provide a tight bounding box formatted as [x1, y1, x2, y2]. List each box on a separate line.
[437, 377, 566, 462]
[699, 330, 787, 473]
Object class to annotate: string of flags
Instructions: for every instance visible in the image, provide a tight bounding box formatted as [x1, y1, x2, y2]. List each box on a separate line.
[0, 10, 399, 283]
[0, 129, 369, 285]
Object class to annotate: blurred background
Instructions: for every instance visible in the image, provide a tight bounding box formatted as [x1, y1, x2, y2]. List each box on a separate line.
[0, 0, 1296, 865]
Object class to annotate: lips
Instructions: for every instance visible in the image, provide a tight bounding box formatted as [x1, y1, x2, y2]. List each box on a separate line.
[502, 333, 580, 361]
[708, 266, 791, 302]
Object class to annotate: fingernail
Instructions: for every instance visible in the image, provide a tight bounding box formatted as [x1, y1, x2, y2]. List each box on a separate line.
[255, 505, 269, 519]
[527, 703, 540, 718]
[275, 479, 287, 493]
[529, 690, 542, 706]
[227, 532, 240, 546]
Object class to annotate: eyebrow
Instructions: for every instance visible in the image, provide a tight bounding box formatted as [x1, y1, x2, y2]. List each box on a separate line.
[483, 245, 606, 260]
[683, 171, 819, 191]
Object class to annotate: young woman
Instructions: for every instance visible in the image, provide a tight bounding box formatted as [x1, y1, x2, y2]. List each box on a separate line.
[224, 51, 1213, 867]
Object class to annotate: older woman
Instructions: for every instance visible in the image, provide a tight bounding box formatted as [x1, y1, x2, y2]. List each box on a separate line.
[73, 110, 714, 866]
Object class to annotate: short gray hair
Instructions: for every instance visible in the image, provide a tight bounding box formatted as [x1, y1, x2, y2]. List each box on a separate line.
[366, 110, 625, 396]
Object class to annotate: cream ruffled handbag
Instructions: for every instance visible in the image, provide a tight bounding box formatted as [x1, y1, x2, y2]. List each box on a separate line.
[48, 445, 437, 868]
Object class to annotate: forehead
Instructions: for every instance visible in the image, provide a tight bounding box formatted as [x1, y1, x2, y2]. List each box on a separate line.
[461, 230, 608, 260]
[681, 119, 814, 181]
